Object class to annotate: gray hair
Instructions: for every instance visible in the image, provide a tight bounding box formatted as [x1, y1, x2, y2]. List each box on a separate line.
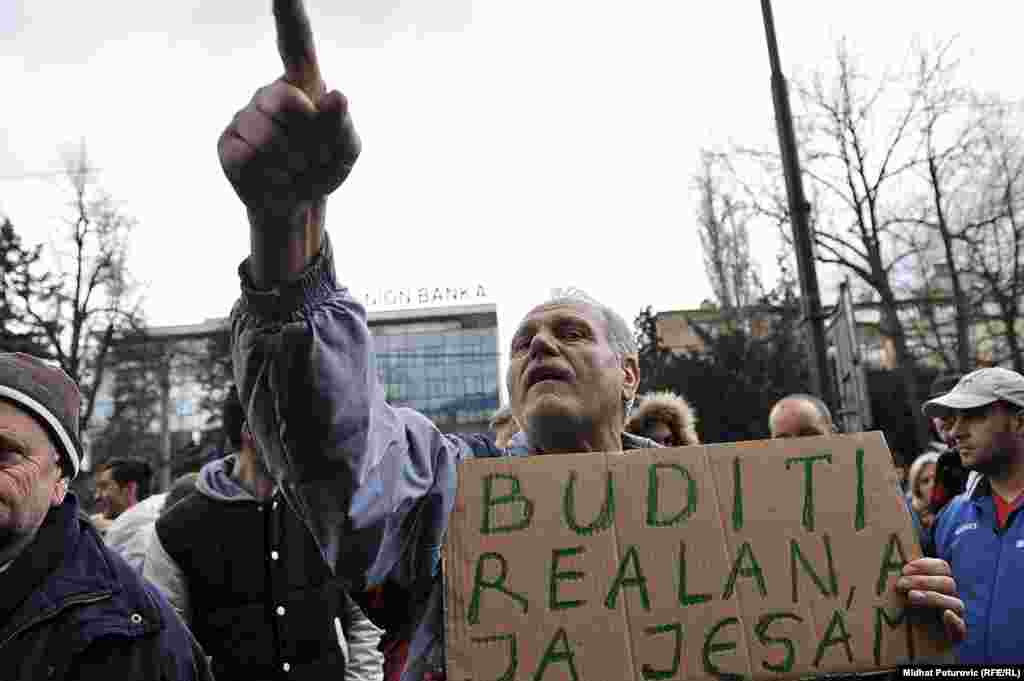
[537, 288, 638, 357]
[527, 287, 638, 416]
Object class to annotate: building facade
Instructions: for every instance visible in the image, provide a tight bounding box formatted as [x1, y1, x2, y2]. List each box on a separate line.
[367, 303, 500, 433]
[88, 295, 501, 482]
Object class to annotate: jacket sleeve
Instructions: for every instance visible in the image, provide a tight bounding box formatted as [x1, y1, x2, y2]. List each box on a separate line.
[344, 596, 385, 681]
[231, 234, 473, 588]
[142, 531, 191, 626]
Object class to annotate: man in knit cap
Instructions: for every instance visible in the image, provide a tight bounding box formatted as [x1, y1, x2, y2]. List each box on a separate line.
[0, 352, 212, 679]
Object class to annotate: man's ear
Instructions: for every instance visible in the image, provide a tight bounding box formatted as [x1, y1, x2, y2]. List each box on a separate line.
[621, 355, 640, 401]
[52, 477, 68, 506]
[1012, 409, 1024, 435]
[125, 480, 139, 503]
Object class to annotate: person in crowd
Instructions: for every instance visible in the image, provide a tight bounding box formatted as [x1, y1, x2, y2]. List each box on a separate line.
[0, 353, 212, 679]
[927, 374, 962, 448]
[103, 489, 167, 573]
[162, 471, 199, 514]
[924, 367, 1024, 663]
[94, 456, 153, 521]
[216, 4, 967, 677]
[895, 463, 910, 494]
[625, 390, 700, 447]
[144, 387, 384, 681]
[926, 373, 972, 516]
[488, 404, 519, 449]
[95, 457, 159, 572]
[907, 451, 940, 531]
[768, 393, 838, 438]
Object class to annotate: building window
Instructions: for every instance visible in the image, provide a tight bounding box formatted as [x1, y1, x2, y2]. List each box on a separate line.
[94, 399, 114, 420]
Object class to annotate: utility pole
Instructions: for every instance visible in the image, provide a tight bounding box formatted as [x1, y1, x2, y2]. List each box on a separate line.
[159, 352, 172, 492]
[760, 0, 836, 412]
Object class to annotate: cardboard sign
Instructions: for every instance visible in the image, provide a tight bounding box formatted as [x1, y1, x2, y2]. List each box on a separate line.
[444, 432, 949, 681]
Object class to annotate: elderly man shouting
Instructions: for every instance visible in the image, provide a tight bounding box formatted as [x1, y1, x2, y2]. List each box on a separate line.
[218, 2, 968, 679]
[0, 353, 212, 679]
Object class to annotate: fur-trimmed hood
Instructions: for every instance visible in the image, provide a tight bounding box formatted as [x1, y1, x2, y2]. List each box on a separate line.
[625, 391, 700, 446]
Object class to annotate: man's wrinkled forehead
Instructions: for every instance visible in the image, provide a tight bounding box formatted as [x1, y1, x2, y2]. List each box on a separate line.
[514, 301, 606, 339]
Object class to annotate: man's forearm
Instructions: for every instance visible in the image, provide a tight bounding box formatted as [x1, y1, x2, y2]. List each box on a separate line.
[246, 198, 324, 288]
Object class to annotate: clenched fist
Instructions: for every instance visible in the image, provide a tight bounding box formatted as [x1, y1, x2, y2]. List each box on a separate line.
[218, 0, 359, 284]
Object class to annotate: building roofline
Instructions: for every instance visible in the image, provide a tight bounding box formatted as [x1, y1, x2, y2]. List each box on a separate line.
[117, 302, 499, 343]
[656, 294, 967, 321]
[367, 302, 496, 323]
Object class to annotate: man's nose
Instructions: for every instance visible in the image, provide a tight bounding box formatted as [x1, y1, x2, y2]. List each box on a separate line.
[528, 329, 558, 358]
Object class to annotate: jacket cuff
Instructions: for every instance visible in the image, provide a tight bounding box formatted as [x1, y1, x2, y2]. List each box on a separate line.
[236, 233, 338, 320]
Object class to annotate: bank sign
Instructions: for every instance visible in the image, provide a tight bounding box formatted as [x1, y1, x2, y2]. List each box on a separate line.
[355, 284, 490, 310]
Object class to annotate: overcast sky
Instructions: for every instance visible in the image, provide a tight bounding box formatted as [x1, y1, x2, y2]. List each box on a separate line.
[3, 1, 1023, 385]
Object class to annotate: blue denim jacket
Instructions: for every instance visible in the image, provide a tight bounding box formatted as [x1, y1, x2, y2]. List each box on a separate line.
[230, 235, 658, 680]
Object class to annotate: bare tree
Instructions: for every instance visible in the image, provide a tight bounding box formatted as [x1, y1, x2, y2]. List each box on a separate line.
[0, 216, 51, 355]
[958, 96, 1024, 371]
[731, 40, 943, 450]
[13, 141, 145, 432]
[695, 151, 763, 318]
[884, 41, 988, 374]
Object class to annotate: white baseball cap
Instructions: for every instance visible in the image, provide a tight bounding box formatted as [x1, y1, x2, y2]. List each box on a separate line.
[922, 367, 1024, 418]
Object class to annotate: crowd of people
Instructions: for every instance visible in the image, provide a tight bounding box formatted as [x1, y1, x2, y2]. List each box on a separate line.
[1, 1, 1021, 677]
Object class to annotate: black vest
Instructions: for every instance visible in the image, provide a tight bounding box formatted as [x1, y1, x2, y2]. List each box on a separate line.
[156, 489, 351, 681]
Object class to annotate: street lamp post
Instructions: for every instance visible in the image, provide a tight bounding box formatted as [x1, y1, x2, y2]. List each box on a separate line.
[760, 0, 836, 413]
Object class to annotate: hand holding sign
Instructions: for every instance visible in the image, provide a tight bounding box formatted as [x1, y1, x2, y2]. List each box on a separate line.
[218, 0, 359, 284]
[897, 558, 967, 644]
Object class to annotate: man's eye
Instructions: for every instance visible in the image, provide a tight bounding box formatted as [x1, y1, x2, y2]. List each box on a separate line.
[0, 449, 25, 466]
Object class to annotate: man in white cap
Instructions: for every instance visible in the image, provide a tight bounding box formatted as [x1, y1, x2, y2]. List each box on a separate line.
[0, 352, 213, 679]
[923, 367, 1024, 664]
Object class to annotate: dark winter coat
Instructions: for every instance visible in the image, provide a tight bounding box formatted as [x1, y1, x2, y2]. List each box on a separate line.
[0, 493, 213, 681]
[146, 454, 383, 681]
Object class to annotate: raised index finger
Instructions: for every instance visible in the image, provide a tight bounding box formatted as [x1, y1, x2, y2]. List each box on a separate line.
[273, 0, 324, 102]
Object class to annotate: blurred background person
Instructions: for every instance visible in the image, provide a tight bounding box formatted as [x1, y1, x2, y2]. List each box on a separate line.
[93, 457, 153, 521]
[625, 390, 700, 447]
[488, 404, 519, 449]
[908, 451, 940, 531]
[926, 373, 972, 516]
[103, 489, 167, 573]
[93, 457, 157, 572]
[768, 393, 836, 439]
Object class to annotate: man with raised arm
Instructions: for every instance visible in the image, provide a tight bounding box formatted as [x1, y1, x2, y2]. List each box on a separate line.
[219, 3, 969, 678]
